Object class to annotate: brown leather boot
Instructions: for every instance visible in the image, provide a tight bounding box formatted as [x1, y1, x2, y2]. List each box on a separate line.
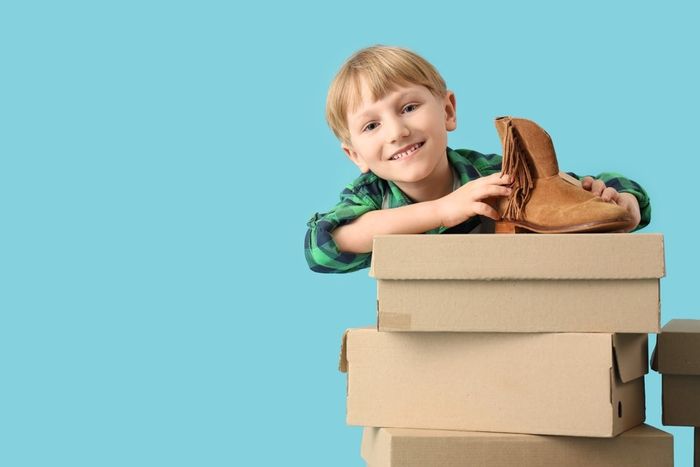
[493, 116, 634, 233]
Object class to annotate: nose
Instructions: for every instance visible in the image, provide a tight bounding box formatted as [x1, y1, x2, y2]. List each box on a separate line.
[384, 115, 410, 144]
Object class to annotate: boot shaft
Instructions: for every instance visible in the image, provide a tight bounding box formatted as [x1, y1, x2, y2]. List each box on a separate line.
[495, 116, 559, 178]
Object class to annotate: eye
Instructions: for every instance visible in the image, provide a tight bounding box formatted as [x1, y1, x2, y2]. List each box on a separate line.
[402, 103, 419, 113]
[362, 122, 379, 133]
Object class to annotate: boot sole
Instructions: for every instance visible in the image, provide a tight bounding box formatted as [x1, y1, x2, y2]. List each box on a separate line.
[495, 219, 632, 234]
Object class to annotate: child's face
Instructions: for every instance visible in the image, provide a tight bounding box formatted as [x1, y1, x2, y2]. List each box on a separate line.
[342, 79, 456, 185]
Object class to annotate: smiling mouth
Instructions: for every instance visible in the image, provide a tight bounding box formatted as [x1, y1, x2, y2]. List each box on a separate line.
[390, 141, 425, 161]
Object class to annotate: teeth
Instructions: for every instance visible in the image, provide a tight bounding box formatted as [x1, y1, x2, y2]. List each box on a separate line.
[391, 143, 422, 160]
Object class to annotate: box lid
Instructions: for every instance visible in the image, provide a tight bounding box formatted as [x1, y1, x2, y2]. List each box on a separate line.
[362, 425, 673, 467]
[370, 234, 665, 280]
[651, 319, 700, 375]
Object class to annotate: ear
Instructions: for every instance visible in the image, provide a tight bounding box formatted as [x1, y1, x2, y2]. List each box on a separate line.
[342, 143, 370, 173]
[444, 90, 457, 132]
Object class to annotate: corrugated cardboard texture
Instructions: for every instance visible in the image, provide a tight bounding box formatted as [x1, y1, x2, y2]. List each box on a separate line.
[661, 375, 700, 426]
[342, 328, 647, 437]
[370, 234, 665, 280]
[361, 424, 673, 467]
[657, 319, 700, 375]
[377, 279, 659, 332]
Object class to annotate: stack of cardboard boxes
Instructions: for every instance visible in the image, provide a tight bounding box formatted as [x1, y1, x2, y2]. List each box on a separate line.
[340, 233, 674, 466]
[652, 319, 700, 465]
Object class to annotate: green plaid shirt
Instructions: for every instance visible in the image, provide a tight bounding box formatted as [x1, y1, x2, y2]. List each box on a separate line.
[305, 147, 651, 274]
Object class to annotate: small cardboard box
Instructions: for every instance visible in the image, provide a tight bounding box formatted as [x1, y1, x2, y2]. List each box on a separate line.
[650, 319, 700, 426]
[370, 234, 664, 333]
[361, 424, 673, 467]
[340, 328, 647, 437]
[659, 375, 700, 426]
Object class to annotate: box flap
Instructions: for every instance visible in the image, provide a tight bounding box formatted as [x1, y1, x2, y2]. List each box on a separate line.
[361, 427, 391, 467]
[656, 319, 700, 374]
[650, 345, 658, 372]
[370, 234, 665, 280]
[339, 329, 350, 373]
[612, 333, 648, 383]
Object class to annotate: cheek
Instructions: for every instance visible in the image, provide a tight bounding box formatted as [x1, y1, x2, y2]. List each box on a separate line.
[364, 136, 384, 154]
[423, 111, 445, 131]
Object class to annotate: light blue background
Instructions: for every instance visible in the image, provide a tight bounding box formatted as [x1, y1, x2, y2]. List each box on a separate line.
[1, 1, 698, 466]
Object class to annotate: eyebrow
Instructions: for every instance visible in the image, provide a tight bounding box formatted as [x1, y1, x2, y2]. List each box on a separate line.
[353, 91, 419, 122]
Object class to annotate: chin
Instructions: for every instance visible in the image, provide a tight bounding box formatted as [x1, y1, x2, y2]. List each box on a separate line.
[392, 171, 432, 184]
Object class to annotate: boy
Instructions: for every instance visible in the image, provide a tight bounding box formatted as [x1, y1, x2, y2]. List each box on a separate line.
[305, 45, 650, 273]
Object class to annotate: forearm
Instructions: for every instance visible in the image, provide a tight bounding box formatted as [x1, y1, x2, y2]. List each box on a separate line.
[332, 200, 443, 254]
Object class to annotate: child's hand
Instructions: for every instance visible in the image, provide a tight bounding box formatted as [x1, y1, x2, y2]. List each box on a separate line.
[436, 172, 512, 228]
[581, 176, 641, 232]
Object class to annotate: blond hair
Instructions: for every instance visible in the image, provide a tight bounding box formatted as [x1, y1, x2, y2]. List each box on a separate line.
[326, 45, 448, 145]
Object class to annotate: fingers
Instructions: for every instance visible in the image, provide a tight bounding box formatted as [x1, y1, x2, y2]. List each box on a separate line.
[459, 173, 515, 201]
[472, 202, 501, 221]
[581, 176, 606, 196]
[582, 177, 621, 202]
[476, 184, 512, 200]
[479, 172, 513, 185]
[590, 179, 606, 196]
[459, 173, 512, 196]
[600, 186, 619, 203]
[473, 173, 513, 190]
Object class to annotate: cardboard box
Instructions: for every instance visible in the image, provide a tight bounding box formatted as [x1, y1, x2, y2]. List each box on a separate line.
[361, 424, 673, 467]
[370, 234, 664, 333]
[340, 328, 647, 437]
[651, 319, 700, 426]
[660, 375, 700, 426]
[654, 319, 700, 373]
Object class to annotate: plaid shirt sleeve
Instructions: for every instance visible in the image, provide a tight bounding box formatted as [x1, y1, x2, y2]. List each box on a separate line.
[460, 150, 503, 177]
[567, 171, 651, 231]
[304, 180, 382, 273]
